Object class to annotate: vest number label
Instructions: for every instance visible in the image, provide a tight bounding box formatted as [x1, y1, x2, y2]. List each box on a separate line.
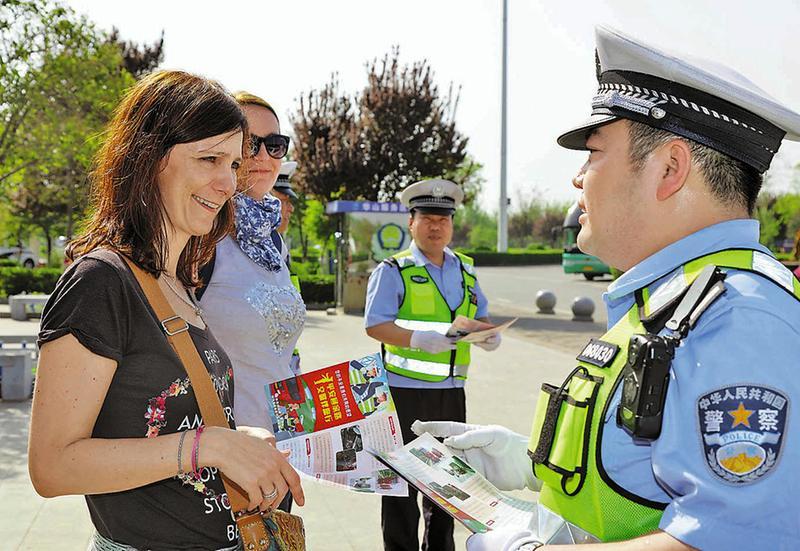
[577, 338, 619, 368]
[410, 275, 429, 284]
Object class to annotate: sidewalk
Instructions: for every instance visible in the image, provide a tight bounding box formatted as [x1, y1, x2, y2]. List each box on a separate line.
[0, 310, 578, 550]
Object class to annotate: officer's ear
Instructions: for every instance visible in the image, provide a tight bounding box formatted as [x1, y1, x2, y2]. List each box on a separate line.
[655, 138, 692, 202]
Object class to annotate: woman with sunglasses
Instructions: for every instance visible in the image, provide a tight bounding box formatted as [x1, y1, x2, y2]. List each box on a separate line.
[28, 72, 304, 550]
[198, 92, 306, 445]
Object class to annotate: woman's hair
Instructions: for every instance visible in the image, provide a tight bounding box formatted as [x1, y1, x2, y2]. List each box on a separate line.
[68, 70, 247, 286]
[233, 91, 279, 124]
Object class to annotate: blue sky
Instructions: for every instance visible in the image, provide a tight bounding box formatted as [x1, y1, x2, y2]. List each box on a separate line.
[67, 0, 800, 210]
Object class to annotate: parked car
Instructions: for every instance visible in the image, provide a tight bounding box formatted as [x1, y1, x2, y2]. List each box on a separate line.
[0, 246, 37, 268]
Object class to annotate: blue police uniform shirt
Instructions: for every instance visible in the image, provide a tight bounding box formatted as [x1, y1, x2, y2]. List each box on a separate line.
[364, 241, 489, 389]
[599, 219, 799, 550]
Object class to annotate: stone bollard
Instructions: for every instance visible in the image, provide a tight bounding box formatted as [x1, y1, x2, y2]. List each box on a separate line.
[571, 296, 595, 322]
[535, 290, 557, 314]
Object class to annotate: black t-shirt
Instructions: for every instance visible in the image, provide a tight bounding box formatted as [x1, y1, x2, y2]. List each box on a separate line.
[38, 249, 238, 550]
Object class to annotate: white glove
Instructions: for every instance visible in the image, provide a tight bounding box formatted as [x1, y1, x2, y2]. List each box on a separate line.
[474, 333, 501, 351]
[410, 330, 457, 354]
[467, 528, 542, 551]
[411, 420, 540, 491]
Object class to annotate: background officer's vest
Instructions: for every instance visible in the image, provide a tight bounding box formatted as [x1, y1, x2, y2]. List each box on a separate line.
[382, 249, 479, 382]
[526, 249, 800, 541]
[289, 274, 301, 357]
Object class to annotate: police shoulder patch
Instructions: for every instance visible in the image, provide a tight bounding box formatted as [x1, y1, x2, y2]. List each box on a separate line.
[410, 275, 429, 284]
[698, 385, 788, 485]
[576, 338, 619, 368]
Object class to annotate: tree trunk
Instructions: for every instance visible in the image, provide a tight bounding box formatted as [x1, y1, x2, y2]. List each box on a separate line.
[66, 203, 74, 240]
[40, 225, 52, 265]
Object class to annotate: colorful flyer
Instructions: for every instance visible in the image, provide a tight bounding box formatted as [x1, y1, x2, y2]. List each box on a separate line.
[370, 432, 537, 533]
[266, 353, 407, 496]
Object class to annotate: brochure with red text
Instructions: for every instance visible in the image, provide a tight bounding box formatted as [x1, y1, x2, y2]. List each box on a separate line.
[266, 353, 407, 495]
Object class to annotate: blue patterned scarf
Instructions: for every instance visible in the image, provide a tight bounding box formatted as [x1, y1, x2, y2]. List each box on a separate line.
[233, 193, 283, 272]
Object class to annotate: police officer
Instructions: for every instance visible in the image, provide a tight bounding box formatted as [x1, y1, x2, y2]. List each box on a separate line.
[364, 178, 501, 551]
[272, 160, 302, 378]
[413, 26, 800, 550]
[272, 161, 298, 265]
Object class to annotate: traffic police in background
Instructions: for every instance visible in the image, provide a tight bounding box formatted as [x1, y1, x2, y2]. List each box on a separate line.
[272, 161, 302, 375]
[414, 26, 800, 550]
[364, 178, 501, 551]
[272, 161, 298, 266]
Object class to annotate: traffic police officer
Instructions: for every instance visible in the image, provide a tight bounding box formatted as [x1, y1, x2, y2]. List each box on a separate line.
[414, 26, 800, 550]
[272, 161, 298, 264]
[272, 161, 302, 377]
[364, 178, 501, 551]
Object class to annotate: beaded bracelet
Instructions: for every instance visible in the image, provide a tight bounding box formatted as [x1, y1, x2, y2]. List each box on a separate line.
[191, 425, 205, 477]
[177, 430, 189, 477]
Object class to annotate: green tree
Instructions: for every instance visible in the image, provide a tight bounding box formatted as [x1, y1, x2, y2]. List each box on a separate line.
[756, 191, 800, 253]
[291, 75, 368, 203]
[291, 47, 471, 203]
[1, 0, 140, 261]
[106, 26, 164, 79]
[508, 192, 571, 248]
[452, 203, 496, 249]
[359, 48, 468, 201]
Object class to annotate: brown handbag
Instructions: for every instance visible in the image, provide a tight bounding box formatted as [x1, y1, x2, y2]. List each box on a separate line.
[122, 255, 306, 551]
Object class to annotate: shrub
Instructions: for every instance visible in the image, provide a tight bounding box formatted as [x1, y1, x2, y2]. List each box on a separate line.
[299, 274, 335, 305]
[0, 267, 63, 297]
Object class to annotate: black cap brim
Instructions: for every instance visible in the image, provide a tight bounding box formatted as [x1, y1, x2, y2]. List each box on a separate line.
[557, 114, 618, 150]
[410, 206, 455, 216]
[273, 186, 298, 199]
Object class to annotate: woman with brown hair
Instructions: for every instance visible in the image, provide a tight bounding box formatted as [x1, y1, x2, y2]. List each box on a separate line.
[27, 71, 303, 550]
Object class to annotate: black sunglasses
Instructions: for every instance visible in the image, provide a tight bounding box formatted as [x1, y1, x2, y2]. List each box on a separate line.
[249, 133, 291, 159]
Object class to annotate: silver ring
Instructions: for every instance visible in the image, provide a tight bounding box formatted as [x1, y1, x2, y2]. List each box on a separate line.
[261, 487, 278, 501]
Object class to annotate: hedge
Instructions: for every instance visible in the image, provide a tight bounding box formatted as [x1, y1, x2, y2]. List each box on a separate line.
[0, 267, 63, 297]
[455, 248, 562, 266]
[298, 274, 335, 305]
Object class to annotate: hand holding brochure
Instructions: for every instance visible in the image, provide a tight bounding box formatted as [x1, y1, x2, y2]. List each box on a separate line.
[369, 432, 536, 533]
[266, 353, 407, 495]
[446, 315, 518, 343]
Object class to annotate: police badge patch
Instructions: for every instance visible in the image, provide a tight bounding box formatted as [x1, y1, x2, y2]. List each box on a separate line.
[697, 385, 788, 485]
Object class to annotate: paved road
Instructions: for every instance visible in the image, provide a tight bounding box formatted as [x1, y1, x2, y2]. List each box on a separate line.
[478, 264, 612, 324]
[477, 264, 614, 353]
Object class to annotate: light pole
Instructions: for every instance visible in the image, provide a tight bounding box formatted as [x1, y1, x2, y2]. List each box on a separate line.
[497, 0, 509, 252]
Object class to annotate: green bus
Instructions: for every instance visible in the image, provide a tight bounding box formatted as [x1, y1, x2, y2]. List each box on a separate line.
[561, 202, 611, 280]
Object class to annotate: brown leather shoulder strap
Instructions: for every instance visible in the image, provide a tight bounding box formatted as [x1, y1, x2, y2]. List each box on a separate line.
[120, 254, 252, 513]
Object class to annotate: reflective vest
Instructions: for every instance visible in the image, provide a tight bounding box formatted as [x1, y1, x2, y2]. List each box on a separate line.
[290, 273, 301, 357]
[526, 249, 800, 541]
[383, 249, 479, 382]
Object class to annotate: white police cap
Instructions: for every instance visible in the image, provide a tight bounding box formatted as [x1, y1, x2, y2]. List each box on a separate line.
[399, 179, 464, 213]
[558, 26, 800, 173]
[274, 161, 298, 199]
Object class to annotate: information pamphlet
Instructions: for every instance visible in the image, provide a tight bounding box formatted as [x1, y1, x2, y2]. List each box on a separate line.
[266, 353, 407, 496]
[446, 315, 518, 343]
[370, 432, 536, 533]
